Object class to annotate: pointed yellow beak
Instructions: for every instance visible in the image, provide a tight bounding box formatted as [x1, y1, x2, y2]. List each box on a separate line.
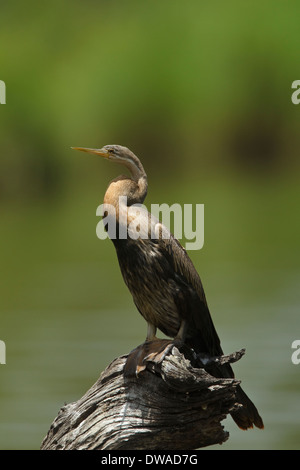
[71, 147, 110, 158]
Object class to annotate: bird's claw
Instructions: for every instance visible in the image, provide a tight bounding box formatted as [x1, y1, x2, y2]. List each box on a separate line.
[124, 339, 179, 378]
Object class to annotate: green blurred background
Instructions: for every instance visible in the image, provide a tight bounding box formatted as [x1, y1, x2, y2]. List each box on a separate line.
[1, 0, 300, 450]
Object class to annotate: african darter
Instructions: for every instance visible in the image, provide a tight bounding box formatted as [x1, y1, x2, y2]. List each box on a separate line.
[72, 144, 263, 430]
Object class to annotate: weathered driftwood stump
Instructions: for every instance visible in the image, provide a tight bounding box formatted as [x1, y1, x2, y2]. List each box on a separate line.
[41, 346, 245, 450]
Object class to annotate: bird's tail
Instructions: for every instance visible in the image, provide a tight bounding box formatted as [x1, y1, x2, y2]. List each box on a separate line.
[231, 385, 264, 430]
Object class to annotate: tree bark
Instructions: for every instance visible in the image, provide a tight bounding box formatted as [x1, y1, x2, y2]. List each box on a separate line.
[40, 346, 244, 450]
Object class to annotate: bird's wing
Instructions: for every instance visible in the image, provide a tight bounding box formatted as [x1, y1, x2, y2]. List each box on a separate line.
[155, 226, 223, 357]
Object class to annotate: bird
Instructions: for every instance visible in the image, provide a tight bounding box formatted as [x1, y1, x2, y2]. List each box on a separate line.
[72, 144, 264, 431]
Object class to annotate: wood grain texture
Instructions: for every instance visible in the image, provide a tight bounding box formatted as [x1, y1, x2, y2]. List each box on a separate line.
[41, 347, 244, 450]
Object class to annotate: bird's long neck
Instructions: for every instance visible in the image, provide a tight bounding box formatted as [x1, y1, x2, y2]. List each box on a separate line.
[103, 150, 148, 239]
[134, 175, 148, 204]
[121, 154, 147, 185]
[103, 174, 148, 237]
[104, 174, 147, 206]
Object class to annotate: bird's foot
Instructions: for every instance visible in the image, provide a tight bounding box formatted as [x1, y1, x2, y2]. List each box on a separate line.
[124, 338, 182, 378]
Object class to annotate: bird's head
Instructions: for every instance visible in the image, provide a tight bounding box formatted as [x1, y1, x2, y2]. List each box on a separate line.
[72, 144, 148, 205]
